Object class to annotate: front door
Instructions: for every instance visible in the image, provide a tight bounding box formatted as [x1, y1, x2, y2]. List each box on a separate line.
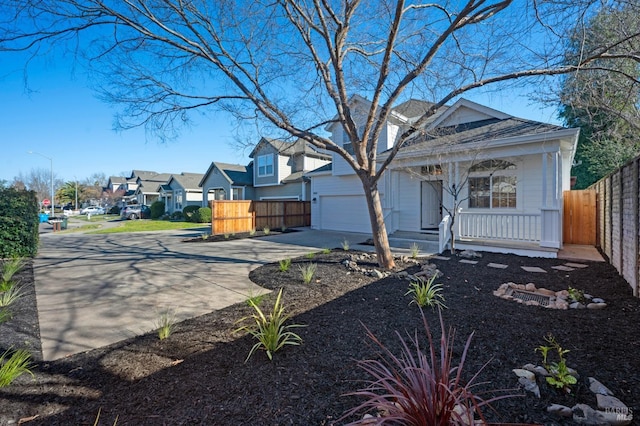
[421, 181, 442, 229]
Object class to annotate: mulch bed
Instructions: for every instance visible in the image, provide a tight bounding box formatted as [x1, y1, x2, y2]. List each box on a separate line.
[1, 249, 639, 425]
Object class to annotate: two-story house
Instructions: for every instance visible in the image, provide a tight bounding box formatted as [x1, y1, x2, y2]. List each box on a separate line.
[157, 172, 205, 213]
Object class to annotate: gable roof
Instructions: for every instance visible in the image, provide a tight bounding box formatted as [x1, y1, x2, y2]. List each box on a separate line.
[168, 172, 205, 191]
[199, 162, 253, 187]
[129, 170, 159, 180]
[250, 137, 330, 160]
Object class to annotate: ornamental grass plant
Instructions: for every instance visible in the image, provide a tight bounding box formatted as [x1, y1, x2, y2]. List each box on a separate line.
[0, 348, 33, 388]
[343, 309, 518, 425]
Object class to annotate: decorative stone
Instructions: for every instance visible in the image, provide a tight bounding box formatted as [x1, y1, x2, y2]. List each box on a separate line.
[553, 300, 569, 310]
[431, 255, 450, 261]
[597, 410, 633, 425]
[572, 403, 608, 425]
[525, 283, 537, 291]
[587, 302, 607, 310]
[525, 300, 540, 306]
[589, 377, 614, 396]
[570, 302, 586, 309]
[565, 262, 589, 268]
[521, 363, 537, 373]
[459, 259, 478, 264]
[533, 366, 550, 376]
[372, 269, 384, 279]
[537, 288, 556, 296]
[547, 404, 573, 417]
[518, 377, 540, 398]
[513, 368, 536, 380]
[592, 297, 605, 303]
[459, 249, 482, 259]
[584, 293, 594, 300]
[487, 262, 508, 269]
[596, 394, 628, 412]
[552, 265, 575, 271]
[521, 266, 547, 273]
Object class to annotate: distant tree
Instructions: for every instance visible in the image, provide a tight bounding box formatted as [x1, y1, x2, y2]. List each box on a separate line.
[2, 1, 639, 267]
[559, 1, 640, 188]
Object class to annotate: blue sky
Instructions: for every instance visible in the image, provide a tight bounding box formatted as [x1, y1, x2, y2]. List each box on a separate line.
[1, 51, 563, 185]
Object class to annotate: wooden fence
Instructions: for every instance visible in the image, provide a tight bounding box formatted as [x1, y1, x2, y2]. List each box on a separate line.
[562, 190, 597, 245]
[209, 200, 311, 235]
[589, 154, 640, 296]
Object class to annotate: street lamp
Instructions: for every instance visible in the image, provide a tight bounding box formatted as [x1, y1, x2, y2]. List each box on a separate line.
[28, 151, 54, 216]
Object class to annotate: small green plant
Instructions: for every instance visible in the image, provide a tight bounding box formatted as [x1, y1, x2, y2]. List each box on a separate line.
[321, 248, 331, 254]
[305, 252, 316, 259]
[245, 291, 266, 307]
[536, 334, 577, 392]
[0, 285, 24, 308]
[236, 288, 305, 361]
[278, 258, 292, 272]
[0, 279, 15, 293]
[0, 308, 12, 325]
[409, 242, 420, 259]
[249, 228, 257, 236]
[1, 258, 24, 283]
[263, 227, 271, 235]
[299, 263, 317, 284]
[567, 286, 585, 303]
[281, 225, 287, 232]
[201, 233, 210, 240]
[224, 233, 230, 239]
[155, 310, 176, 340]
[341, 239, 350, 251]
[405, 275, 446, 309]
[0, 348, 33, 388]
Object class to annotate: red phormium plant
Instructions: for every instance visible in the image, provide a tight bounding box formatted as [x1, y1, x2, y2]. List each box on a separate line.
[342, 309, 519, 425]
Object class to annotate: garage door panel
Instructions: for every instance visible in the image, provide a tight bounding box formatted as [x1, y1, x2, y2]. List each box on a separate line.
[320, 195, 370, 233]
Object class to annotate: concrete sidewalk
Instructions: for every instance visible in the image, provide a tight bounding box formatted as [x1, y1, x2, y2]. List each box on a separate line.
[35, 228, 435, 360]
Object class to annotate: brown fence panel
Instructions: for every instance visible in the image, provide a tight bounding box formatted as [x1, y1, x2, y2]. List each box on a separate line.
[210, 200, 310, 234]
[563, 190, 596, 245]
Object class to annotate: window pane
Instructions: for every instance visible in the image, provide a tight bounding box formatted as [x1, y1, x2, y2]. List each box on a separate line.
[469, 177, 490, 208]
[492, 176, 517, 208]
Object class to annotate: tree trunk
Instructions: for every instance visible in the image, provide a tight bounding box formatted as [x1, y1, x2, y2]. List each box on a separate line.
[361, 177, 395, 269]
[448, 213, 456, 255]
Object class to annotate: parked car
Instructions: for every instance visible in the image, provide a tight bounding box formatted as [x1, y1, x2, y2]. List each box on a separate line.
[80, 206, 106, 215]
[120, 204, 151, 220]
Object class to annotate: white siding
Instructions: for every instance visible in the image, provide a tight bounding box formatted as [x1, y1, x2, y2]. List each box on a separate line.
[278, 155, 291, 183]
[319, 195, 370, 233]
[311, 174, 368, 231]
[437, 106, 494, 126]
[303, 156, 331, 171]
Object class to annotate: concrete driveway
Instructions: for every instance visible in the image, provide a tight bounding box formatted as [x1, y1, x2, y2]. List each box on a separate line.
[35, 228, 408, 360]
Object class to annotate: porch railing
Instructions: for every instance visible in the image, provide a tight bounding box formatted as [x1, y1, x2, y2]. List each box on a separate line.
[438, 215, 451, 253]
[458, 211, 541, 243]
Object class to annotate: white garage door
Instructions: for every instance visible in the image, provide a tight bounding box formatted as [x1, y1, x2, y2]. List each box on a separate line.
[320, 195, 371, 233]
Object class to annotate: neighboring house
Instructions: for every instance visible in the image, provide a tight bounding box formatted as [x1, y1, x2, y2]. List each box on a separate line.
[133, 173, 172, 205]
[200, 162, 255, 205]
[105, 176, 126, 193]
[157, 172, 205, 213]
[309, 97, 579, 258]
[249, 137, 331, 201]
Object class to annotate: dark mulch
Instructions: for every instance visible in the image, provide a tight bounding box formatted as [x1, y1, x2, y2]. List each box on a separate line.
[182, 229, 294, 243]
[1, 249, 639, 425]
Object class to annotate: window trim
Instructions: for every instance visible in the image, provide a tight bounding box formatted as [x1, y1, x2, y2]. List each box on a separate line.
[257, 154, 275, 177]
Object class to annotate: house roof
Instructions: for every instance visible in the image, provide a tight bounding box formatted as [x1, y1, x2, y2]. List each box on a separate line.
[108, 176, 126, 184]
[399, 117, 569, 155]
[200, 162, 253, 187]
[130, 170, 159, 180]
[304, 163, 333, 176]
[249, 137, 330, 160]
[281, 170, 307, 183]
[169, 172, 204, 191]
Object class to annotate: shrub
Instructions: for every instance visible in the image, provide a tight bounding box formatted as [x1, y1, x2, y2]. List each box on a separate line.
[536, 334, 577, 392]
[0, 285, 24, 307]
[0, 188, 39, 258]
[236, 288, 304, 361]
[405, 275, 446, 309]
[195, 207, 212, 223]
[0, 348, 33, 388]
[170, 211, 184, 221]
[107, 205, 121, 215]
[182, 205, 200, 221]
[150, 201, 165, 219]
[343, 309, 516, 424]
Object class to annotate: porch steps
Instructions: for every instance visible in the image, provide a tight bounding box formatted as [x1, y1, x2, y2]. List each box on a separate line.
[388, 230, 438, 241]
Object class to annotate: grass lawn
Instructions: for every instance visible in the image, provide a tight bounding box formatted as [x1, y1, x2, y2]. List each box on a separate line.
[88, 220, 208, 234]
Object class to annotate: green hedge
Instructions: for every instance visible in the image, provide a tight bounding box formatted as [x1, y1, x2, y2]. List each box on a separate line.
[191, 207, 212, 223]
[0, 188, 39, 258]
[150, 201, 165, 219]
[182, 205, 200, 220]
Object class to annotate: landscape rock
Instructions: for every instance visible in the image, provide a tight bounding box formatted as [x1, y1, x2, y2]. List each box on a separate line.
[513, 368, 536, 380]
[587, 302, 608, 310]
[597, 410, 633, 426]
[547, 404, 573, 417]
[517, 376, 540, 398]
[592, 297, 606, 303]
[572, 404, 609, 425]
[459, 249, 482, 259]
[589, 377, 614, 396]
[596, 394, 628, 412]
[570, 302, 586, 309]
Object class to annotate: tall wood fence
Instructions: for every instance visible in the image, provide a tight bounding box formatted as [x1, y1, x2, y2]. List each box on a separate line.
[209, 200, 311, 235]
[589, 154, 640, 296]
[562, 190, 597, 245]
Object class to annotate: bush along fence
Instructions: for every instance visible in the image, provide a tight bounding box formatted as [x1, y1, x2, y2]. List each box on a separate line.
[589, 154, 640, 296]
[209, 200, 311, 235]
[0, 188, 39, 258]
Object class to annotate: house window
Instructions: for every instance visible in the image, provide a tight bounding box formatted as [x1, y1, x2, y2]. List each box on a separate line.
[257, 154, 274, 177]
[231, 187, 243, 200]
[175, 190, 183, 210]
[468, 160, 517, 209]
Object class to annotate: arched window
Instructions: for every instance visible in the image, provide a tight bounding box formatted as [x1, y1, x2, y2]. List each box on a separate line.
[468, 160, 517, 208]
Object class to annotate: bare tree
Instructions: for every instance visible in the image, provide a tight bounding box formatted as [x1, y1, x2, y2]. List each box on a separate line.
[2, 0, 638, 268]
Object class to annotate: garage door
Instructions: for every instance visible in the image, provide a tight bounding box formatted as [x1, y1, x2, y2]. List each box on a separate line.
[319, 195, 371, 233]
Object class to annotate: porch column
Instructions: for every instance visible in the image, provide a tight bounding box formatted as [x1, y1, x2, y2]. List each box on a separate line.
[540, 152, 561, 248]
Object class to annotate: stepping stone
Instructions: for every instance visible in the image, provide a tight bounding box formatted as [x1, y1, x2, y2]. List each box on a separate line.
[459, 259, 478, 265]
[487, 263, 508, 269]
[552, 265, 575, 271]
[431, 256, 450, 261]
[521, 266, 547, 273]
[565, 262, 589, 268]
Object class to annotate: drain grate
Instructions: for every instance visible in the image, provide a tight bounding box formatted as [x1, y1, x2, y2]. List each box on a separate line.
[507, 289, 552, 306]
